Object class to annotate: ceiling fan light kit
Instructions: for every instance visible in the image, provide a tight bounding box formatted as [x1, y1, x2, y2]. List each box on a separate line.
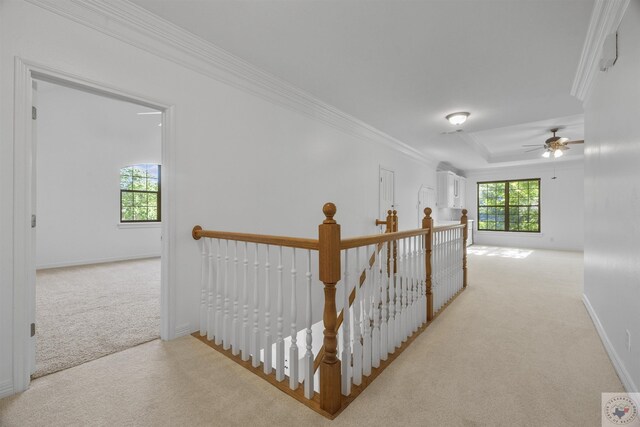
[523, 128, 584, 159]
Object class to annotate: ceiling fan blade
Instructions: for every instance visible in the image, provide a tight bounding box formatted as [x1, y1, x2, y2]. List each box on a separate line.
[525, 147, 543, 152]
[522, 144, 542, 147]
[565, 139, 584, 144]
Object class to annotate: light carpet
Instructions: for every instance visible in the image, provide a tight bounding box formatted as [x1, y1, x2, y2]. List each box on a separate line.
[33, 258, 161, 378]
[1, 247, 623, 426]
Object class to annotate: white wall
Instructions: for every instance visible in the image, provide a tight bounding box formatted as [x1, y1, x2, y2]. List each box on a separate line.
[582, 0, 640, 392]
[465, 161, 584, 251]
[0, 1, 437, 396]
[36, 82, 161, 269]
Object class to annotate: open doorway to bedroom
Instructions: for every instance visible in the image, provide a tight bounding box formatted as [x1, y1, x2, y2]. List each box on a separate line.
[32, 80, 162, 378]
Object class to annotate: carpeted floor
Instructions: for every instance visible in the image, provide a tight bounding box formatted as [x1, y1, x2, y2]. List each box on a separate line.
[33, 258, 161, 378]
[1, 247, 623, 426]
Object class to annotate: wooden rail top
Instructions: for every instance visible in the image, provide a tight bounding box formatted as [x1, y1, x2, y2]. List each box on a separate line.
[340, 227, 430, 250]
[433, 224, 465, 232]
[192, 225, 320, 250]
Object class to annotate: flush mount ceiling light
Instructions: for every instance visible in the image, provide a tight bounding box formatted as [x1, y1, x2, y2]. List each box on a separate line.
[445, 112, 470, 126]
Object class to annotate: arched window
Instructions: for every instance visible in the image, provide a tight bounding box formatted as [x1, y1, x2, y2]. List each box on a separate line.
[120, 164, 160, 222]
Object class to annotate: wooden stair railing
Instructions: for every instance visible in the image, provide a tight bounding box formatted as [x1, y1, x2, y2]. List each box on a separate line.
[191, 203, 468, 419]
[312, 209, 395, 374]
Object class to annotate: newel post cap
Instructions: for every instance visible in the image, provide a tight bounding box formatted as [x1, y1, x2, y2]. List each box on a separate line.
[424, 207, 432, 217]
[323, 202, 337, 224]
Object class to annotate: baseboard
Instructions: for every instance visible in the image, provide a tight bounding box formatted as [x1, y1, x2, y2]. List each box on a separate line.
[582, 294, 638, 393]
[0, 379, 14, 399]
[37, 253, 161, 270]
[175, 323, 192, 338]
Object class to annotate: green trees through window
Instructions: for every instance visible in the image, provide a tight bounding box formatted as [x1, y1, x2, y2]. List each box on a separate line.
[477, 179, 540, 232]
[120, 164, 160, 222]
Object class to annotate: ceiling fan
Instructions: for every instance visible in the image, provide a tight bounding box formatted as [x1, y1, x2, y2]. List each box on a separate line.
[522, 128, 584, 158]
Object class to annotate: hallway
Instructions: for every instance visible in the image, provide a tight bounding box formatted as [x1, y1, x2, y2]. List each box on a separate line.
[0, 247, 622, 426]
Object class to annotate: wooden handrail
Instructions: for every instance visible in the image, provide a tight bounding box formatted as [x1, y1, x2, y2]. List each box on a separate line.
[192, 226, 319, 250]
[190, 203, 467, 418]
[313, 211, 394, 374]
[433, 223, 465, 232]
[340, 228, 430, 249]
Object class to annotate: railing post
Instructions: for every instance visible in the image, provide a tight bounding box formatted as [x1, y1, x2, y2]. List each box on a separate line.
[461, 209, 468, 288]
[422, 208, 434, 322]
[318, 202, 341, 415]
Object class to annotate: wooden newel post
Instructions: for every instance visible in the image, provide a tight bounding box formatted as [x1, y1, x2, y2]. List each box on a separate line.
[461, 209, 468, 288]
[318, 202, 342, 414]
[422, 208, 434, 322]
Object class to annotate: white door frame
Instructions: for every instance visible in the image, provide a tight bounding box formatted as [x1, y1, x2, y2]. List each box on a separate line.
[12, 57, 177, 393]
[379, 165, 395, 221]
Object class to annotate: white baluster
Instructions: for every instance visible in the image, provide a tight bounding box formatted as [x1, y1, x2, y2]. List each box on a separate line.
[199, 239, 207, 336]
[372, 243, 381, 369]
[419, 234, 427, 324]
[418, 235, 423, 327]
[380, 243, 388, 361]
[289, 249, 299, 390]
[341, 249, 352, 396]
[448, 230, 452, 301]
[402, 238, 409, 342]
[241, 242, 250, 361]
[408, 237, 414, 333]
[215, 239, 223, 345]
[362, 246, 372, 377]
[276, 247, 285, 381]
[411, 236, 420, 332]
[232, 241, 239, 355]
[450, 230, 454, 299]
[223, 240, 231, 350]
[264, 245, 272, 375]
[459, 228, 463, 292]
[207, 238, 215, 341]
[434, 232, 439, 312]
[394, 238, 402, 348]
[437, 232, 441, 312]
[251, 244, 260, 368]
[352, 246, 363, 386]
[388, 239, 396, 354]
[304, 250, 314, 399]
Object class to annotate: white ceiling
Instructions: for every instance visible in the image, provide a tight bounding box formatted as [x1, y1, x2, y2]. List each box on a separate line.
[130, 0, 593, 171]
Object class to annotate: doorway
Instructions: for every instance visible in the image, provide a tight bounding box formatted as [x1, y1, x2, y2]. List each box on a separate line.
[379, 167, 395, 225]
[12, 59, 175, 392]
[31, 81, 163, 377]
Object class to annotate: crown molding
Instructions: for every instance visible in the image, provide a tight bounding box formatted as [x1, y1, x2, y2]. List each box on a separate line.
[571, 0, 630, 102]
[465, 157, 584, 176]
[24, 0, 434, 167]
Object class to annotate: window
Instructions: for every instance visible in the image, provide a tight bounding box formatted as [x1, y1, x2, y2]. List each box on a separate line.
[120, 164, 160, 222]
[477, 179, 540, 232]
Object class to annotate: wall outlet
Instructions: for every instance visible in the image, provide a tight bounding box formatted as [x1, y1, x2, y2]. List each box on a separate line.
[626, 329, 631, 352]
